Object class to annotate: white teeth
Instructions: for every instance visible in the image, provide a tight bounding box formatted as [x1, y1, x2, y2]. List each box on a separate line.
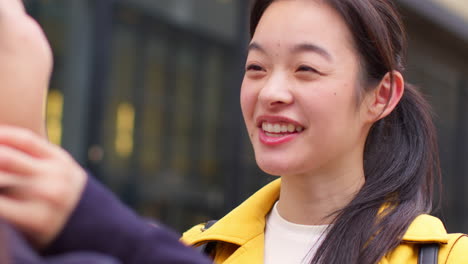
[281, 125, 288, 133]
[261, 122, 304, 134]
[273, 124, 281, 133]
[267, 123, 273, 131]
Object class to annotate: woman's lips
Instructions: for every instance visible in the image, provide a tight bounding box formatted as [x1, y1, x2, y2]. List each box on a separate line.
[258, 121, 304, 146]
[259, 129, 300, 145]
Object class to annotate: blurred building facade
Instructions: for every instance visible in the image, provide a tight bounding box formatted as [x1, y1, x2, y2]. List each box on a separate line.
[28, 0, 468, 233]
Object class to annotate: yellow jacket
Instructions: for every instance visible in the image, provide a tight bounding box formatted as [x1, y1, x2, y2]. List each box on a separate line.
[182, 179, 468, 264]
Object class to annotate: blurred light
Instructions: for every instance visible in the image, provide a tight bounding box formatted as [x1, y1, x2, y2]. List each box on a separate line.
[115, 102, 135, 158]
[88, 145, 104, 163]
[46, 89, 63, 145]
[431, 0, 468, 22]
[172, 0, 194, 24]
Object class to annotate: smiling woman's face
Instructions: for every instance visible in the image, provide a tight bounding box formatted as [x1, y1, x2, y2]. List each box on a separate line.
[0, 0, 53, 136]
[241, 0, 372, 177]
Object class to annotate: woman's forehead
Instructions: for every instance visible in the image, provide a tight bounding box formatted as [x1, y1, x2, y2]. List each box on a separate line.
[251, 0, 355, 57]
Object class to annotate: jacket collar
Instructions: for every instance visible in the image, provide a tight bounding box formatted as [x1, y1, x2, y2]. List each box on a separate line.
[183, 179, 448, 245]
[401, 214, 448, 243]
[183, 179, 280, 246]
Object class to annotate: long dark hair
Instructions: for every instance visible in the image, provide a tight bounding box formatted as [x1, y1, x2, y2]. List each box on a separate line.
[250, 0, 441, 263]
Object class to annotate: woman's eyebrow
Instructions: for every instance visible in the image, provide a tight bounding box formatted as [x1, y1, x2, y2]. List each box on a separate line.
[246, 41, 333, 62]
[291, 42, 333, 62]
[246, 42, 266, 54]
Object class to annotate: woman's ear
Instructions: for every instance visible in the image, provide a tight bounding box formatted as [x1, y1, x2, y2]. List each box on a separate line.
[364, 71, 405, 122]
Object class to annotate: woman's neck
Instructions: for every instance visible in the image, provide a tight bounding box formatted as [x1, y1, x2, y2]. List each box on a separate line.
[277, 164, 365, 226]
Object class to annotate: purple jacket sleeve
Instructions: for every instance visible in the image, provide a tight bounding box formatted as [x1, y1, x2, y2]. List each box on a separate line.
[42, 175, 212, 264]
[3, 220, 120, 264]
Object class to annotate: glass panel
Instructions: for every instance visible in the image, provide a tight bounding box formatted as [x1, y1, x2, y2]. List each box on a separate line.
[199, 50, 223, 186]
[139, 37, 166, 175]
[170, 45, 195, 176]
[137, 36, 167, 217]
[101, 24, 138, 191]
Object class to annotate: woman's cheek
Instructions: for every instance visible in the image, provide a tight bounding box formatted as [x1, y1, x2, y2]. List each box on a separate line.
[240, 84, 255, 115]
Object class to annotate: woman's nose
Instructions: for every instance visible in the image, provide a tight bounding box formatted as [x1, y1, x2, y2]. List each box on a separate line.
[258, 73, 294, 108]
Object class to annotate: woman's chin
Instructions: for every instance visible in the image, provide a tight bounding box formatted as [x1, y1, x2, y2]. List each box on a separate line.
[256, 157, 295, 177]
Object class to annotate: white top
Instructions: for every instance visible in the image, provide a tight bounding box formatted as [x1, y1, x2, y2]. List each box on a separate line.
[264, 202, 329, 264]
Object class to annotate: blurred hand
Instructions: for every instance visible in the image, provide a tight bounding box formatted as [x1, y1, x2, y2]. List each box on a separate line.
[0, 126, 87, 248]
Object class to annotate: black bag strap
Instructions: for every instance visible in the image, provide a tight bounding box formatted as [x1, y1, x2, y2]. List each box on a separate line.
[418, 243, 439, 264]
[195, 220, 218, 255]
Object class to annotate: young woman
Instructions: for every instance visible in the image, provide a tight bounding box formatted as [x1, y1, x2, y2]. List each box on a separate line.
[0, 1, 210, 263]
[182, 0, 468, 263]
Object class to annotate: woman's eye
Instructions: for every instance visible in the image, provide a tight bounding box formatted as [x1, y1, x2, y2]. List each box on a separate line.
[246, 64, 264, 71]
[296, 65, 318, 73]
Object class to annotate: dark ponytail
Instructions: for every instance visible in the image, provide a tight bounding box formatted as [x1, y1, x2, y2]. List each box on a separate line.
[313, 83, 440, 263]
[250, 0, 441, 263]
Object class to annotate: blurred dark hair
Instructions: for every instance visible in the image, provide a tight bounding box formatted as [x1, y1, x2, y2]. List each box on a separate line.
[250, 0, 441, 263]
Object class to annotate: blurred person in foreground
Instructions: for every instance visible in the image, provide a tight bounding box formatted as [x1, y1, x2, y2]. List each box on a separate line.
[0, 1, 211, 263]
